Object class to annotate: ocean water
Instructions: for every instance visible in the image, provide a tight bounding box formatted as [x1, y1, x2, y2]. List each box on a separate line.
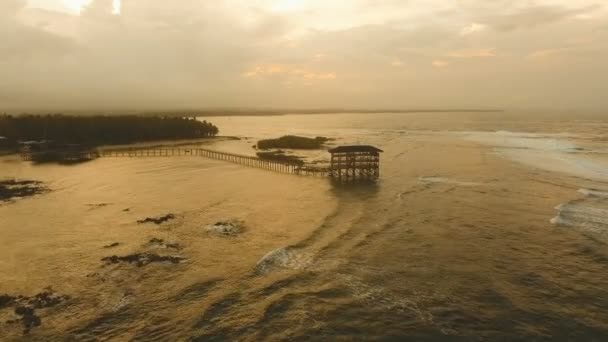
[1, 111, 608, 340]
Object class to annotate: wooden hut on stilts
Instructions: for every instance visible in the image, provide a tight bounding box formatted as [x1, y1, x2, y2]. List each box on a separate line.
[328, 145, 383, 182]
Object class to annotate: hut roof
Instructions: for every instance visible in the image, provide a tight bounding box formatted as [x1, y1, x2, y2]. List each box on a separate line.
[328, 145, 383, 153]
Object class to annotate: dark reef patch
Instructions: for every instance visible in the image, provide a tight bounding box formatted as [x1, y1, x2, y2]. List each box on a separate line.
[0, 288, 70, 334]
[102, 253, 185, 267]
[205, 220, 246, 237]
[0, 179, 49, 203]
[86, 203, 112, 209]
[256, 150, 305, 165]
[0, 294, 17, 309]
[13, 306, 41, 333]
[137, 213, 175, 225]
[148, 238, 181, 250]
[103, 242, 121, 249]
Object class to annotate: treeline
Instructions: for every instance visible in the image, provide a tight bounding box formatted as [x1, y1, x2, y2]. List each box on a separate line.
[257, 135, 329, 150]
[0, 115, 219, 146]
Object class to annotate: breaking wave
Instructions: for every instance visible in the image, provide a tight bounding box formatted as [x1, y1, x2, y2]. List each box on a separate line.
[418, 176, 483, 187]
[464, 131, 608, 182]
[578, 188, 608, 198]
[255, 247, 312, 275]
[551, 194, 608, 239]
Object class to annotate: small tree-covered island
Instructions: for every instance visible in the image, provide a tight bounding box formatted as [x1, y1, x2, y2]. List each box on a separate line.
[0, 115, 219, 162]
[256, 135, 329, 150]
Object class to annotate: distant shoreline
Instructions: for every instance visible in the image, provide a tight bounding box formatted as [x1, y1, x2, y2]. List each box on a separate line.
[151, 109, 506, 117]
[2, 109, 505, 117]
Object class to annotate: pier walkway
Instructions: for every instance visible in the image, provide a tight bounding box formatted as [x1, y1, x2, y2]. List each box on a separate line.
[98, 147, 329, 176]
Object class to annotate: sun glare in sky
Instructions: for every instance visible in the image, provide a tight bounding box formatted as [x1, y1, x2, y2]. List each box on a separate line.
[112, 0, 121, 14]
[59, 0, 120, 14]
[62, 0, 90, 13]
[272, 0, 304, 12]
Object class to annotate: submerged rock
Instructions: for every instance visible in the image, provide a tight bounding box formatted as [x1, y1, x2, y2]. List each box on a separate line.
[137, 213, 175, 225]
[256, 150, 305, 165]
[103, 242, 121, 249]
[14, 306, 41, 333]
[0, 179, 49, 203]
[102, 252, 185, 267]
[27, 290, 70, 309]
[0, 289, 70, 311]
[86, 203, 112, 209]
[0, 288, 70, 334]
[148, 238, 181, 250]
[205, 220, 245, 237]
[0, 294, 17, 308]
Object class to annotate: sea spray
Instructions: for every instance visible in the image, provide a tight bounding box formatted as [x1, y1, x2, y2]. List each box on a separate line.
[551, 195, 608, 239]
[578, 188, 608, 198]
[205, 220, 245, 237]
[418, 176, 483, 187]
[255, 247, 311, 275]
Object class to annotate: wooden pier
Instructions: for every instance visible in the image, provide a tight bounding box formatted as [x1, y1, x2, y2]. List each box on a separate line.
[98, 148, 329, 176]
[20, 144, 383, 181]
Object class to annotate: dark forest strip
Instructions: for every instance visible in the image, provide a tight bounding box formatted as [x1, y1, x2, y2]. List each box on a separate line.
[0, 115, 219, 147]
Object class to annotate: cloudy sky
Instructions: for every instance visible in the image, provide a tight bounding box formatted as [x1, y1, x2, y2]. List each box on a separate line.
[1, 0, 607, 111]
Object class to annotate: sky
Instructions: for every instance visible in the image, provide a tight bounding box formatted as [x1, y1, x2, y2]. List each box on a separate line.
[1, 0, 607, 111]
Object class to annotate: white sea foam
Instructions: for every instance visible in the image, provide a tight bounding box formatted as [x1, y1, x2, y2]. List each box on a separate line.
[578, 188, 608, 198]
[464, 131, 608, 182]
[551, 201, 608, 238]
[418, 176, 483, 186]
[475, 131, 578, 151]
[205, 220, 244, 236]
[255, 247, 311, 275]
[336, 272, 431, 319]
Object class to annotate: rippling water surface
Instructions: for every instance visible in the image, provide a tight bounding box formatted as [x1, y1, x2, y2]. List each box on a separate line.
[2, 111, 608, 340]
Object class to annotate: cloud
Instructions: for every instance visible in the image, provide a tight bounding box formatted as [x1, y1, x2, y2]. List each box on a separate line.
[313, 53, 326, 61]
[447, 48, 496, 58]
[484, 4, 603, 32]
[1, 0, 26, 14]
[0, 1, 74, 60]
[242, 64, 336, 82]
[460, 22, 487, 35]
[1, 0, 296, 109]
[0, 0, 606, 110]
[391, 59, 403, 67]
[527, 48, 568, 59]
[432, 60, 449, 68]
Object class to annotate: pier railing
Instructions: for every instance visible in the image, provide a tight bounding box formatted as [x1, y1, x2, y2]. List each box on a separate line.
[98, 147, 329, 176]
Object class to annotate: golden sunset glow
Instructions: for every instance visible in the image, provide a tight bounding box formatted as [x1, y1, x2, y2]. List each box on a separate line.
[2, 2, 608, 340]
[112, 0, 120, 14]
[272, 0, 304, 12]
[4, 0, 607, 110]
[61, 0, 90, 13]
